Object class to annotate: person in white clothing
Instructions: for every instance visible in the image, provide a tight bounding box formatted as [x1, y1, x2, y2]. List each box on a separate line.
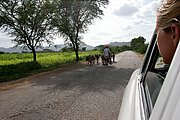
[103, 45, 111, 65]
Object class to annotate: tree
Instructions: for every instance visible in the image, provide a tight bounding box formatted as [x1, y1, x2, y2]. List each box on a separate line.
[130, 36, 147, 53]
[0, 0, 54, 61]
[52, 0, 109, 61]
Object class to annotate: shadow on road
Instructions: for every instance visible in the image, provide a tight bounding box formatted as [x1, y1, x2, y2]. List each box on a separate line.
[31, 65, 136, 94]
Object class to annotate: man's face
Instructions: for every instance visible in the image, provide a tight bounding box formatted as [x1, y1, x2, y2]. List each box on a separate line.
[156, 26, 177, 64]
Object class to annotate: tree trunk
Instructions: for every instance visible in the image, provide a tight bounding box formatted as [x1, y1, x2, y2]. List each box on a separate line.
[70, 36, 79, 62]
[75, 49, 79, 62]
[73, 42, 79, 62]
[32, 47, 37, 61]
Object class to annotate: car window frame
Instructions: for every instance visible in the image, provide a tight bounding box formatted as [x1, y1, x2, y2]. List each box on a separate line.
[138, 30, 160, 118]
[140, 30, 158, 82]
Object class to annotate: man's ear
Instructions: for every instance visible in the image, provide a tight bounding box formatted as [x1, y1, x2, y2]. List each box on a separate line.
[171, 24, 180, 47]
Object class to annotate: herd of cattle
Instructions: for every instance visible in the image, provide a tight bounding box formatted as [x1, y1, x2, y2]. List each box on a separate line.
[86, 54, 116, 66]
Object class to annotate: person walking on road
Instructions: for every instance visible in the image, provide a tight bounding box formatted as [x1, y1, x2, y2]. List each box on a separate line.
[112, 52, 116, 63]
[103, 45, 111, 65]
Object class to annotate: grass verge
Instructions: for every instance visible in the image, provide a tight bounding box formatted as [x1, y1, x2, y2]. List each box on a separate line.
[0, 51, 100, 83]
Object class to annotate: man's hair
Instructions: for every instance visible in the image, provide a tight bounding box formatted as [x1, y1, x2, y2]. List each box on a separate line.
[157, 0, 180, 30]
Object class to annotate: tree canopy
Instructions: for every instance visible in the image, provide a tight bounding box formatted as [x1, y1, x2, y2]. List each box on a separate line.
[0, 0, 109, 62]
[130, 36, 148, 54]
[52, 0, 109, 61]
[0, 0, 55, 61]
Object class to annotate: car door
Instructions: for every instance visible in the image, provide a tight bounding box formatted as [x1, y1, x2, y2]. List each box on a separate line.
[118, 30, 168, 120]
[139, 29, 169, 118]
[149, 32, 180, 120]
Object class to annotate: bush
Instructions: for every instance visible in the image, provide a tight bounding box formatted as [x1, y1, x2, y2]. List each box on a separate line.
[0, 61, 42, 82]
[130, 36, 147, 54]
[0, 51, 4, 54]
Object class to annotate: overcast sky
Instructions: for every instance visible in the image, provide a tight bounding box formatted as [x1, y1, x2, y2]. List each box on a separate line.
[0, 0, 161, 48]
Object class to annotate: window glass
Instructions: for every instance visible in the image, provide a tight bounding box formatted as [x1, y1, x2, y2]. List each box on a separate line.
[155, 57, 164, 69]
[145, 55, 169, 107]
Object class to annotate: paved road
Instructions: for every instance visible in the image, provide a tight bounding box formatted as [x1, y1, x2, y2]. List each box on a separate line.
[0, 51, 142, 120]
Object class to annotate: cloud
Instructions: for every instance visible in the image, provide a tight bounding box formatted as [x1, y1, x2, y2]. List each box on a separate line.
[132, 0, 160, 26]
[0, 32, 15, 48]
[0, 0, 162, 48]
[113, 4, 139, 16]
[124, 25, 133, 31]
[96, 32, 111, 37]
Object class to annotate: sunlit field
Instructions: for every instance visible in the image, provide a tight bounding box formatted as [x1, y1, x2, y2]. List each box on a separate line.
[0, 51, 100, 82]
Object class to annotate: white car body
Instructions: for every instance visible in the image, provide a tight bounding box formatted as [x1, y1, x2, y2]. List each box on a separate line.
[150, 41, 180, 120]
[118, 31, 180, 120]
[118, 69, 145, 120]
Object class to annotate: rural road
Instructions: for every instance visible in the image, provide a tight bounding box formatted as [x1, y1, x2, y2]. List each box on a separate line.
[0, 51, 142, 120]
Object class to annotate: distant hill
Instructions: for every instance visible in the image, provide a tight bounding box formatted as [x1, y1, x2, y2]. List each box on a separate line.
[0, 44, 94, 53]
[109, 42, 130, 47]
[0, 42, 131, 53]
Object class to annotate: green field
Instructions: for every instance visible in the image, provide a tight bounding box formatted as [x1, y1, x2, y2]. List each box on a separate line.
[0, 51, 100, 82]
